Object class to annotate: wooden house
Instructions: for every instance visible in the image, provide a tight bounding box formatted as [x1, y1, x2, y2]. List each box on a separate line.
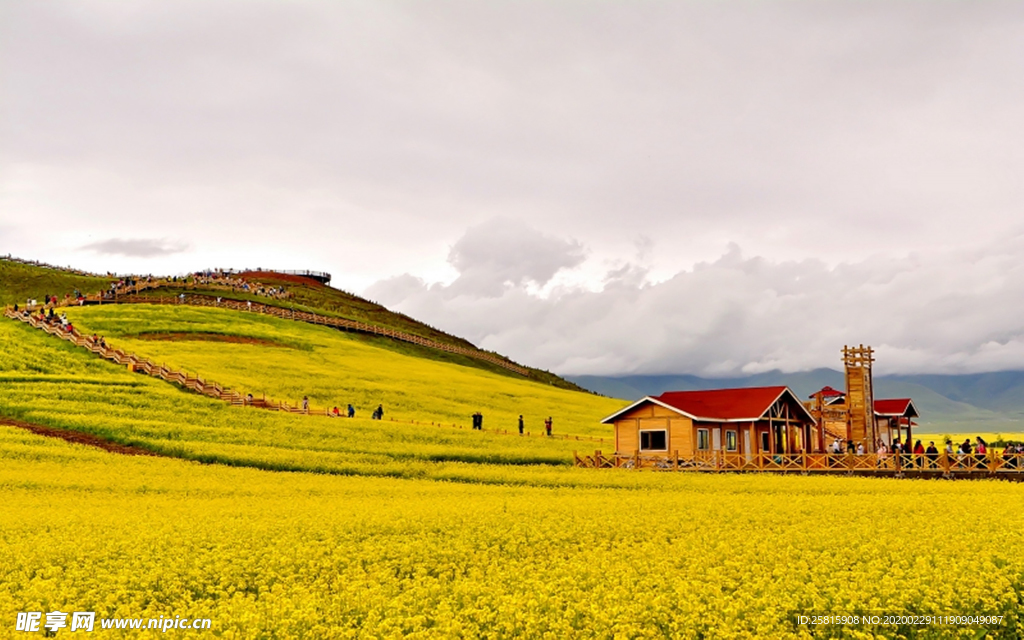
[873, 398, 920, 448]
[601, 386, 818, 457]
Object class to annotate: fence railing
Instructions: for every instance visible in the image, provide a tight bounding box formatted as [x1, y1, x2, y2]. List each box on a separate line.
[574, 450, 1024, 477]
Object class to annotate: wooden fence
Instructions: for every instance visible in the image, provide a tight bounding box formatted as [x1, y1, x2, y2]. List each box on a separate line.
[2, 307, 607, 444]
[26, 278, 532, 377]
[574, 450, 1024, 478]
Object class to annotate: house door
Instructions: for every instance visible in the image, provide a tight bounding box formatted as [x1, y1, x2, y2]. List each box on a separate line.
[744, 429, 752, 461]
[712, 429, 721, 451]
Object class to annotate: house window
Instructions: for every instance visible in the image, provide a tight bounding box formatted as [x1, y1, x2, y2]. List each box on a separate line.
[697, 428, 710, 451]
[726, 430, 738, 452]
[639, 430, 667, 451]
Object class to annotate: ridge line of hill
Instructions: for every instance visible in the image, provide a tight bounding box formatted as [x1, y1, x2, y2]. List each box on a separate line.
[2, 307, 609, 445]
[2, 256, 589, 390]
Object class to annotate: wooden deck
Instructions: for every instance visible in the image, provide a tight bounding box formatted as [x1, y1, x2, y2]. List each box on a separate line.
[574, 450, 1024, 479]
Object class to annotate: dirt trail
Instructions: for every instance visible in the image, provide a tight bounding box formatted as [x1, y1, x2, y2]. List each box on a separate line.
[133, 331, 290, 348]
[0, 417, 165, 457]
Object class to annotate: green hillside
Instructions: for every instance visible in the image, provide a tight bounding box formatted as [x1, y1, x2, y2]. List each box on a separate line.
[138, 271, 586, 391]
[62, 304, 621, 438]
[0, 257, 114, 306]
[0, 316, 619, 484]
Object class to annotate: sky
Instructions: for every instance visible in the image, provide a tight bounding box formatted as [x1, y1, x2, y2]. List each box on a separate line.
[2, 1, 1024, 377]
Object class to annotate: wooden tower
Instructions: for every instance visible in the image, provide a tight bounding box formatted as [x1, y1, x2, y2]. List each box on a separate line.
[843, 345, 876, 447]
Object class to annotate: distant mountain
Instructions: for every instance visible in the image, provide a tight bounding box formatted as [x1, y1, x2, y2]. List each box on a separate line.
[568, 369, 1024, 433]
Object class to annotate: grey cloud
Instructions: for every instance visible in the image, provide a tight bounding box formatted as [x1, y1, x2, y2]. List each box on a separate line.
[443, 218, 585, 297]
[82, 238, 189, 258]
[370, 231, 1024, 378]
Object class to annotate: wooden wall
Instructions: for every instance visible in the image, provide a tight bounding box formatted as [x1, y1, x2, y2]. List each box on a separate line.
[613, 403, 693, 455]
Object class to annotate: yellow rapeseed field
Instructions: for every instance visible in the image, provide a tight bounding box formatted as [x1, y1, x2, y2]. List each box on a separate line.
[2, 427, 1023, 639]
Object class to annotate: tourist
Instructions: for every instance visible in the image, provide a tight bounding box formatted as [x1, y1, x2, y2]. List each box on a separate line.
[347, 404, 355, 418]
[545, 417, 553, 437]
[856, 442, 865, 455]
[302, 396, 309, 413]
[1002, 444, 1016, 470]
[913, 440, 924, 468]
[518, 415, 524, 435]
[925, 441, 939, 469]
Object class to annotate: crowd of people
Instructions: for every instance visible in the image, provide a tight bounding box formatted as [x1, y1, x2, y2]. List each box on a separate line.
[824, 435, 1007, 469]
[12, 303, 114, 349]
[184, 270, 291, 300]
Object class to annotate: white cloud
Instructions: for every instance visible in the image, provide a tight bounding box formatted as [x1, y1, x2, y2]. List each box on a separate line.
[369, 223, 1024, 377]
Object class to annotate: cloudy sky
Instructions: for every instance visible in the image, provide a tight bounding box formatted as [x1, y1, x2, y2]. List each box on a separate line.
[3, 1, 1024, 377]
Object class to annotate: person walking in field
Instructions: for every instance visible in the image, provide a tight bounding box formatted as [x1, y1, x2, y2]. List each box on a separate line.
[518, 415, 524, 435]
[544, 417, 552, 437]
[302, 396, 309, 413]
[347, 404, 355, 418]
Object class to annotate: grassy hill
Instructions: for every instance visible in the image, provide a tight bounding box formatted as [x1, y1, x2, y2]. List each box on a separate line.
[138, 271, 586, 391]
[0, 257, 114, 306]
[0, 315, 619, 484]
[62, 305, 622, 438]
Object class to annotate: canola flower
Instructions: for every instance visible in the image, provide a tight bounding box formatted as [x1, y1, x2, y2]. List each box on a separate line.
[2, 428, 1024, 639]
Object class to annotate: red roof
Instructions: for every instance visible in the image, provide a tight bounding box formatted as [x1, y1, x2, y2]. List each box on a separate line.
[874, 398, 919, 417]
[810, 385, 845, 398]
[601, 386, 816, 424]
